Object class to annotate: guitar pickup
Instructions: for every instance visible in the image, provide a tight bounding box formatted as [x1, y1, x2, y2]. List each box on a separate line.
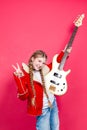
[50, 80, 56, 85]
[53, 72, 62, 78]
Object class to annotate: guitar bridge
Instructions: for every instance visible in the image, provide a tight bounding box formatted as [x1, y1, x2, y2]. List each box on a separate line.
[49, 85, 56, 92]
[53, 72, 62, 78]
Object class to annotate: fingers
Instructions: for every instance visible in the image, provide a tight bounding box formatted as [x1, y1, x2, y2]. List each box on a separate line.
[16, 63, 21, 70]
[12, 64, 18, 71]
[12, 63, 21, 72]
[12, 63, 24, 77]
[66, 47, 72, 53]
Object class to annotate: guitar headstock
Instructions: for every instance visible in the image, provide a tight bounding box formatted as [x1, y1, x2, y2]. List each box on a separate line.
[74, 14, 85, 27]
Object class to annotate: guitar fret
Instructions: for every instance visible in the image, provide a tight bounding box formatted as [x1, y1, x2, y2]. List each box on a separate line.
[58, 26, 78, 70]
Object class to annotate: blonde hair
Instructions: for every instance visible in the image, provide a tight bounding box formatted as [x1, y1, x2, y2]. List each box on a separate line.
[29, 50, 47, 63]
[28, 50, 52, 107]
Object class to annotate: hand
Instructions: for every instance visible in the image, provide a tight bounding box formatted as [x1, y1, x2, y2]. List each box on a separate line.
[12, 63, 24, 76]
[66, 47, 72, 53]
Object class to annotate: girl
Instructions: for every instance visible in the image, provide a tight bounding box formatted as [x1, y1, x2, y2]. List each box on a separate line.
[12, 49, 71, 130]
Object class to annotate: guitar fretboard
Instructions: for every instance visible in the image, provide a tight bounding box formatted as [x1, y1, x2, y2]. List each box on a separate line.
[58, 26, 78, 70]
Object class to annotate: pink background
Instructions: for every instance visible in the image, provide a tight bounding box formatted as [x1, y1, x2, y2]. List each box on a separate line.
[0, 0, 87, 130]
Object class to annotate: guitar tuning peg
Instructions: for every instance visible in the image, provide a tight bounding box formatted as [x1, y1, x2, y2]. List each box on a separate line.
[73, 13, 85, 27]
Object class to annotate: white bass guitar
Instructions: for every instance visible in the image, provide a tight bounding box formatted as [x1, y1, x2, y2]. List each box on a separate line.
[45, 14, 85, 96]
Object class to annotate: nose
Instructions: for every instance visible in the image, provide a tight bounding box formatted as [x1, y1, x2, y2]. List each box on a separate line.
[39, 63, 44, 68]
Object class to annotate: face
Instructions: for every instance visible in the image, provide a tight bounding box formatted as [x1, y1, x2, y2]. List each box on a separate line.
[31, 56, 46, 70]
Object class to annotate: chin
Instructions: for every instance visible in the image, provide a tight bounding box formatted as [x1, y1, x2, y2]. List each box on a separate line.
[36, 68, 41, 71]
[34, 68, 39, 71]
[34, 66, 41, 70]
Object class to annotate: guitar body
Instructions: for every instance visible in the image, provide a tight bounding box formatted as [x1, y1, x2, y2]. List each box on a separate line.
[45, 54, 71, 95]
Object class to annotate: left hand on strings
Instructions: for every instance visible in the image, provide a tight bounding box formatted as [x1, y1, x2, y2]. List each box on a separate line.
[66, 47, 72, 53]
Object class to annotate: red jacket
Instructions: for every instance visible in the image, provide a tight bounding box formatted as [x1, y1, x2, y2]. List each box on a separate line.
[14, 51, 64, 116]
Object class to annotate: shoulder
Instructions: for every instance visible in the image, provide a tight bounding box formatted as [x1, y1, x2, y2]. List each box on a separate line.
[42, 64, 50, 76]
[22, 62, 29, 74]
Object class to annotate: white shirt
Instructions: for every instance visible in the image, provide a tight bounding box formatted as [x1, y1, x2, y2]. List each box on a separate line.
[33, 70, 54, 108]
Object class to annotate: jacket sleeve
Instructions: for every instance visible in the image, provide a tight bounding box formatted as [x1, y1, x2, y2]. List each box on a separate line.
[47, 51, 64, 70]
[57, 51, 64, 63]
[13, 71, 34, 100]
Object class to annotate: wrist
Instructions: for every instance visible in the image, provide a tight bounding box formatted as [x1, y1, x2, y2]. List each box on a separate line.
[14, 72, 24, 77]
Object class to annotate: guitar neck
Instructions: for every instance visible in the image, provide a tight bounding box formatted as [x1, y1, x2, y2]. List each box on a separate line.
[58, 26, 78, 70]
[66, 26, 78, 48]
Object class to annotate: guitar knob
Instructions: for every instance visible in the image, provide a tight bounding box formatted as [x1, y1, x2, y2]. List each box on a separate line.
[61, 89, 63, 91]
[57, 83, 60, 85]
